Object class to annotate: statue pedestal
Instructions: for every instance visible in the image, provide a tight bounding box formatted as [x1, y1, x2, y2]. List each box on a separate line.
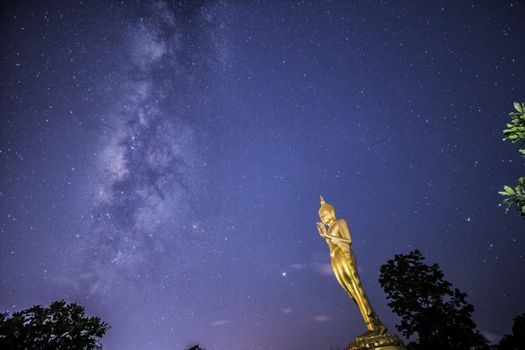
[347, 334, 405, 350]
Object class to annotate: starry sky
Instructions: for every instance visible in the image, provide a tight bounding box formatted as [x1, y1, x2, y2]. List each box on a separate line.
[1, 1, 524, 349]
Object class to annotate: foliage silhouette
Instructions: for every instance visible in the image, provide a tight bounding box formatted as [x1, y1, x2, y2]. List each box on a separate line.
[0, 300, 108, 350]
[379, 250, 488, 350]
[498, 313, 525, 350]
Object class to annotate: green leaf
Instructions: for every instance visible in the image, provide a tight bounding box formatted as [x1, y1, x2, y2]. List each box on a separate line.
[519, 149, 525, 155]
[514, 102, 523, 113]
[519, 177, 525, 185]
[504, 185, 515, 195]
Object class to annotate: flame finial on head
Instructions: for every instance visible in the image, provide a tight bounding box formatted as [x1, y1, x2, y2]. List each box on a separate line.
[318, 195, 335, 217]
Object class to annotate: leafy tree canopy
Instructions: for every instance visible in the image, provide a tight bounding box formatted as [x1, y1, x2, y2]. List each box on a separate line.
[503, 102, 525, 155]
[499, 102, 525, 216]
[379, 250, 488, 350]
[0, 300, 108, 350]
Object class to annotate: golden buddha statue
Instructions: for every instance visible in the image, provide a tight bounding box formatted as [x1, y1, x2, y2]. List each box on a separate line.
[317, 196, 386, 336]
[316, 196, 405, 349]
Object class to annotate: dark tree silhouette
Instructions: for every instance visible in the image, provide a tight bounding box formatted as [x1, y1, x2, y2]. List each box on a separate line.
[186, 345, 205, 350]
[378, 250, 488, 350]
[498, 313, 525, 350]
[0, 300, 108, 350]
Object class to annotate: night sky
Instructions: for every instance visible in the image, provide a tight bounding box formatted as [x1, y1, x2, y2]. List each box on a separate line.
[1, 1, 524, 349]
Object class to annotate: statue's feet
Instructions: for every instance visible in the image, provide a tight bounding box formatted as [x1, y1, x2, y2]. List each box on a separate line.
[358, 324, 387, 338]
[376, 324, 388, 335]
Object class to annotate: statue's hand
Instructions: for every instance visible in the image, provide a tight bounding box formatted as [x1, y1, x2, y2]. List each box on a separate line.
[317, 222, 327, 236]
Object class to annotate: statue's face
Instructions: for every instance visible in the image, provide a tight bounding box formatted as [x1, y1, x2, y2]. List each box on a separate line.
[319, 210, 335, 224]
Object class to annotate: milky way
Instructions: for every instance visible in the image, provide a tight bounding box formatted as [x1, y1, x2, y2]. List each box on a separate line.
[81, 2, 205, 296]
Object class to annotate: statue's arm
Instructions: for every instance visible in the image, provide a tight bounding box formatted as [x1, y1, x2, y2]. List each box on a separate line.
[336, 219, 352, 245]
[317, 221, 351, 245]
[325, 222, 351, 245]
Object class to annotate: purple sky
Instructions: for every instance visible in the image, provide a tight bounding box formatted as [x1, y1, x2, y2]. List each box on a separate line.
[1, 1, 524, 349]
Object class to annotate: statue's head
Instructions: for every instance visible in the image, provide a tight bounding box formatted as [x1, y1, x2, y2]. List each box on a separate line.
[318, 195, 336, 224]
